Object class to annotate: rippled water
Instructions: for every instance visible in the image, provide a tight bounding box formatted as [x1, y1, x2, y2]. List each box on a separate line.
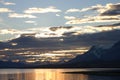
[0, 68, 120, 80]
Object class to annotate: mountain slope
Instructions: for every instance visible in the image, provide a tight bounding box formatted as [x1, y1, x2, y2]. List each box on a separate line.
[0, 36, 63, 49]
[65, 40, 120, 68]
[102, 40, 120, 61]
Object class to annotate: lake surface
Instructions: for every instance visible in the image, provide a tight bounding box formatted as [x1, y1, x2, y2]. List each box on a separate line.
[0, 68, 120, 80]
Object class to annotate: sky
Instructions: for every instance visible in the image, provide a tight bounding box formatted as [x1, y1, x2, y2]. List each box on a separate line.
[0, 0, 120, 41]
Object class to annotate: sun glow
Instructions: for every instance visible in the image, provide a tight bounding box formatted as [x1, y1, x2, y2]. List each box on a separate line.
[40, 53, 67, 57]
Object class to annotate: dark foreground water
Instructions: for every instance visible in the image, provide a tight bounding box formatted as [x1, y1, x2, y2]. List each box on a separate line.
[0, 68, 120, 80]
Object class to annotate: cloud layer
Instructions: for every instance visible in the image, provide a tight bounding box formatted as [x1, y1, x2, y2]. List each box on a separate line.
[65, 3, 120, 25]
[0, 2, 119, 27]
[0, 25, 120, 38]
[0, 23, 120, 48]
[65, 15, 120, 24]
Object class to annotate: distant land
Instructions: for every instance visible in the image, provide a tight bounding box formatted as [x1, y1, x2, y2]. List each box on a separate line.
[0, 39, 120, 68]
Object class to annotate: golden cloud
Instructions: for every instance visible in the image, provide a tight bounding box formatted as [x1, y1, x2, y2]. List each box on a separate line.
[65, 16, 120, 24]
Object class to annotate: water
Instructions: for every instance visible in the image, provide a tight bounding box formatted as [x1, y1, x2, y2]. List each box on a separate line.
[0, 68, 120, 80]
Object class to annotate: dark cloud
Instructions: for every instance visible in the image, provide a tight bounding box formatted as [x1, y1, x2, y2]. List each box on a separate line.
[49, 26, 73, 31]
[96, 22, 120, 27]
[101, 10, 120, 16]
[101, 3, 120, 16]
[63, 30, 120, 47]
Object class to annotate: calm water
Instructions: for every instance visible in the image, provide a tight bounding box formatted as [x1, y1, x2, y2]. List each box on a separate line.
[0, 68, 120, 80]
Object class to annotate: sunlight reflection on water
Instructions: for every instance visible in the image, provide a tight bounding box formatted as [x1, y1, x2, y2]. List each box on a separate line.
[0, 69, 120, 80]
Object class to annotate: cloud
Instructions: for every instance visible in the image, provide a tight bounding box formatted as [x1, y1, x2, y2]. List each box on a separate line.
[66, 9, 80, 13]
[8, 13, 37, 18]
[64, 16, 76, 20]
[2, 2, 15, 5]
[0, 29, 20, 34]
[49, 26, 73, 31]
[0, 8, 13, 13]
[24, 6, 61, 14]
[100, 3, 120, 16]
[1, 25, 120, 48]
[80, 4, 104, 12]
[32, 26, 120, 38]
[0, 0, 15, 5]
[59, 26, 120, 36]
[1, 25, 120, 40]
[56, 14, 60, 16]
[1, 29, 120, 49]
[26, 27, 64, 38]
[63, 29, 120, 47]
[79, 3, 120, 16]
[66, 3, 120, 16]
[96, 22, 120, 27]
[25, 21, 36, 23]
[25, 21, 37, 25]
[65, 15, 120, 24]
[65, 4, 104, 13]
[72, 26, 120, 35]
[0, 28, 36, 35]
[65, 3, 120, 25]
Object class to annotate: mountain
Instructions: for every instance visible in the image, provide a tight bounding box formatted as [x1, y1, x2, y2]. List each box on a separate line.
[0, 42, 11, 49]
[63, 46, 106, 67]
[64, 40, 120, 68]
[0, 61, 26, 68]
[0, 35, 63, 49]
[101, 40, 120, 61]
